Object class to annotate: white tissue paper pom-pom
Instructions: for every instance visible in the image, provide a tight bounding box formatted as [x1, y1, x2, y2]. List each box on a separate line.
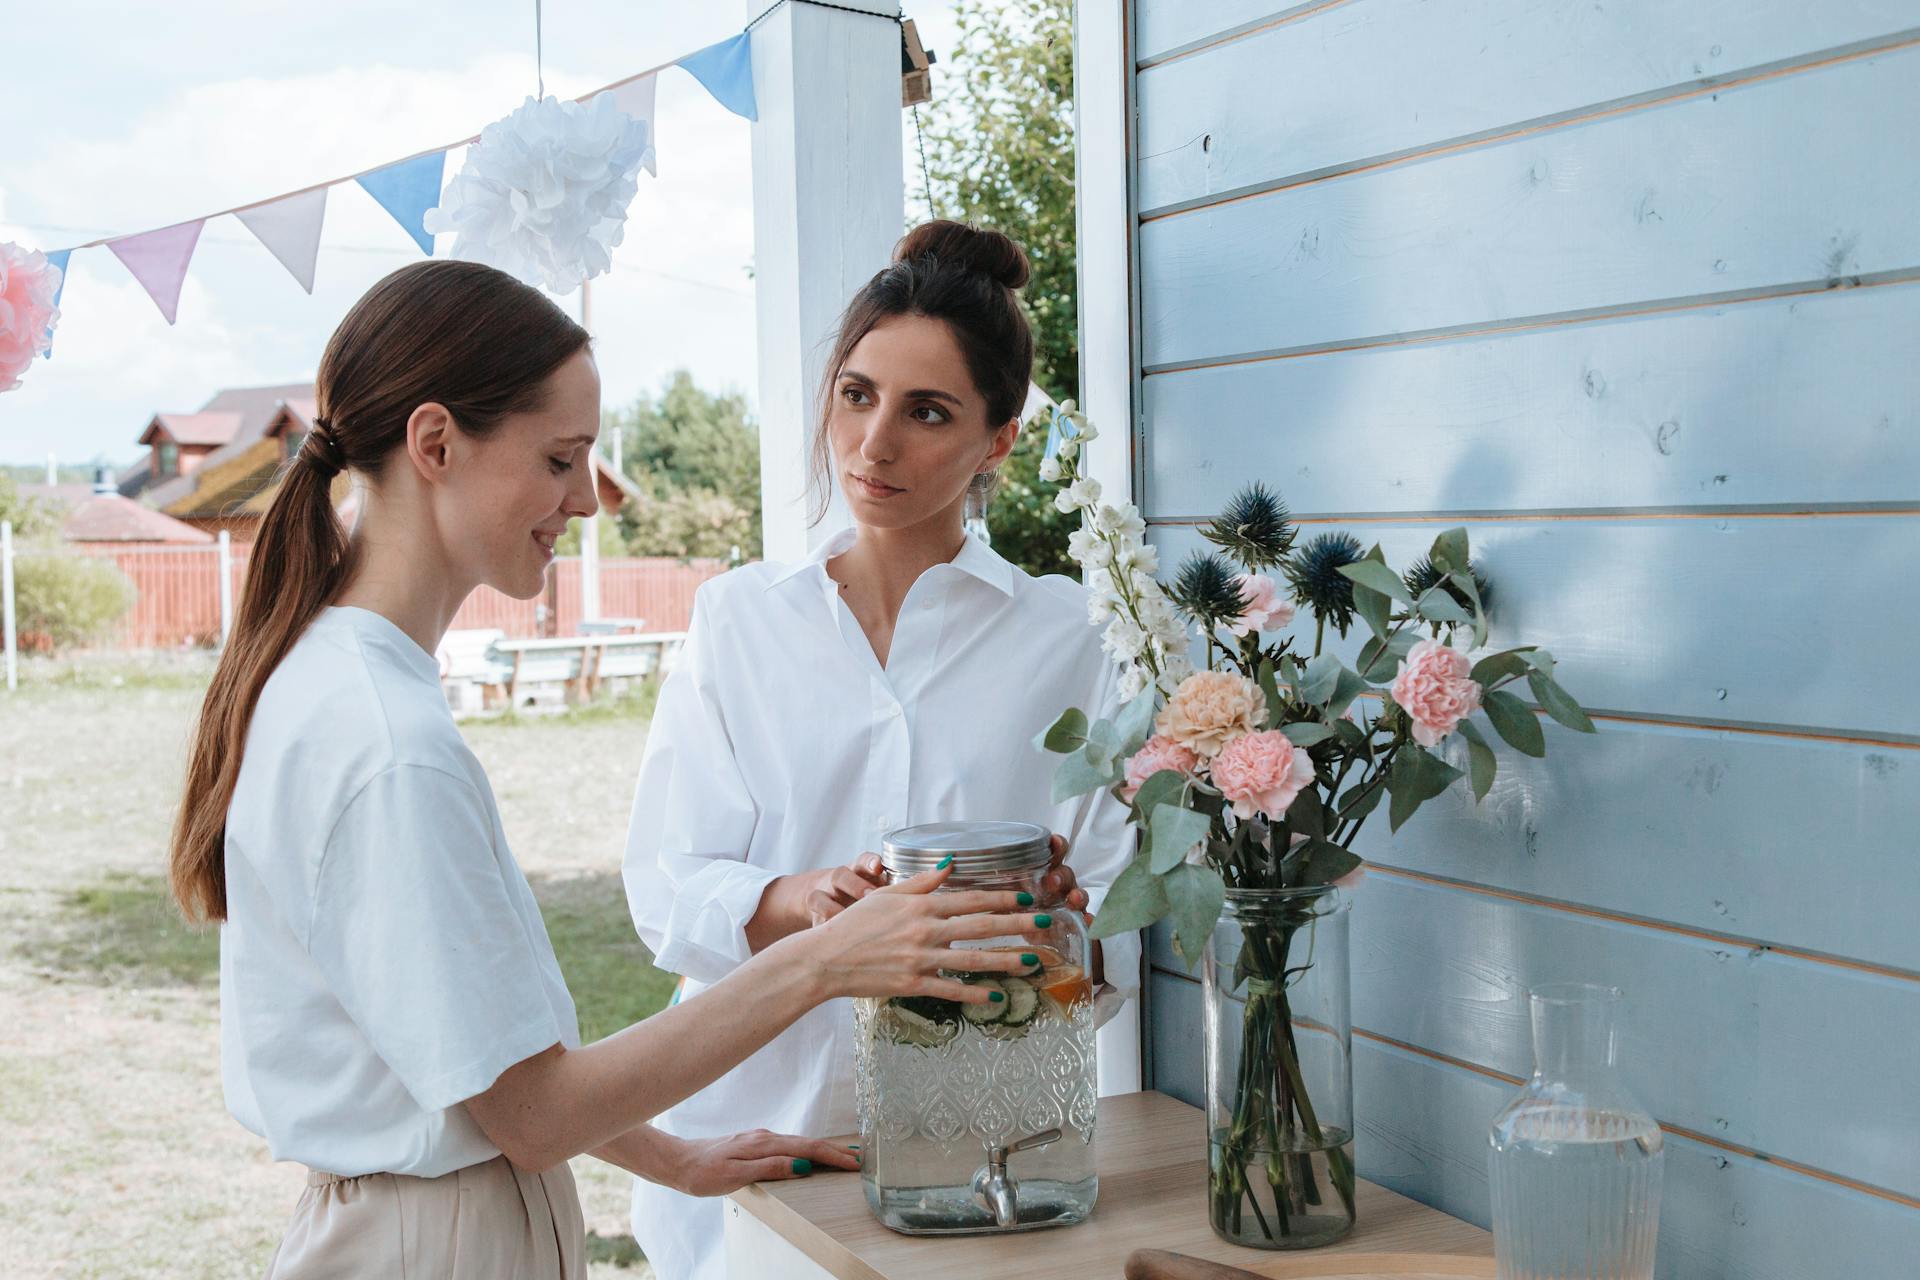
[426, 93, 654, 294]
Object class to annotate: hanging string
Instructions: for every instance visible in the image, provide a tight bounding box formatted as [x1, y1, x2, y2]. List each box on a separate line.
[535, 0, 546, 99]
[912, 101, 935, 219]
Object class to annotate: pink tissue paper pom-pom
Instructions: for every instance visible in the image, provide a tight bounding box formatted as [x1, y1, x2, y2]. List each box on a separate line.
[0, 243, 63, 393]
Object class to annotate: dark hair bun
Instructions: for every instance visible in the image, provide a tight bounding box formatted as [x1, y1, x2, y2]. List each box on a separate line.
[894, 219, 1030, 291]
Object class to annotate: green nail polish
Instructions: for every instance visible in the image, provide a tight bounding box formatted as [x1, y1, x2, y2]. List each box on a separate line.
[1020, 953, 1040, 966]
[847, 1145, 862, 1150]
[988, 990, 1006, 1003]
[936, 854, 954, 870]
[1034, 913, 1053, 929]
[1015, 891, 1035, 906]
[791, 1158, 813, 1175]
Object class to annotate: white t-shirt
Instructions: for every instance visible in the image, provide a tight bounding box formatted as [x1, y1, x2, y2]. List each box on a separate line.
[220, 605, 579, 1178]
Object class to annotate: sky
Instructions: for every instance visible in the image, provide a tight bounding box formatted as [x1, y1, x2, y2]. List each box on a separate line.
[1, 0, 963, 468]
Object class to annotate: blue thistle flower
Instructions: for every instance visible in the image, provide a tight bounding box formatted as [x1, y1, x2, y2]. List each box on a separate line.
[1170, 551, 1249, 629]
[1284, 531, 1365, 635]
[1202, 483, 1295, 571]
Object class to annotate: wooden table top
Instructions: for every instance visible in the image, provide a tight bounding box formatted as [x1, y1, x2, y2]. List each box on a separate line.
[728, 1091, 1492, 1280]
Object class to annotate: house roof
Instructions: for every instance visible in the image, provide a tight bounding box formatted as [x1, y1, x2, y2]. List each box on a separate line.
[162, 439, 284, 520]
[17, 483, 97, 514]
[592, 452, 646, 512]
[63, 493, 215, 544]
[139, 411, 243, 448]
[141, 382, 312, 511]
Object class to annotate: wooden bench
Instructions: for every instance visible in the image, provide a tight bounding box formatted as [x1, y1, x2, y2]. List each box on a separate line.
[493, 632, 687, 707]
[436, 628, 514, 714]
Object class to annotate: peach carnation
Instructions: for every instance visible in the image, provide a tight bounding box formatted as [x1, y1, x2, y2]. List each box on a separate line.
[1154, 670, 1266, 759]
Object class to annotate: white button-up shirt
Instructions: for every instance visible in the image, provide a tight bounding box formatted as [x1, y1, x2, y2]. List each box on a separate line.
[622, 527, 1141, 1280]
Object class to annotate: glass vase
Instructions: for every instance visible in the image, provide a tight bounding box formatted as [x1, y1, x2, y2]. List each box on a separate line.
[1201, 885, 1356, 1249]
[1488, 983, 1665, 1279]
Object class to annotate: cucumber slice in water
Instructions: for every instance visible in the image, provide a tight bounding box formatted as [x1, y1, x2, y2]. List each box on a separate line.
[999, 977, 1041, 1028]
[961, 978, 1008, 1024]
[884, 1004, 959, 1048]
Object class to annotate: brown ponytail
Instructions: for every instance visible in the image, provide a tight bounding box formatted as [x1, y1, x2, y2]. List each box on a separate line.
[807, 219, 1035, 524]
[169, 260, 589, 922]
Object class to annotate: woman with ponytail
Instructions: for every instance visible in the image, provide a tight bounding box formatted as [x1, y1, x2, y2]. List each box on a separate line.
[622, 222, 1144, 1280]
[174, 260, 1037, 1278]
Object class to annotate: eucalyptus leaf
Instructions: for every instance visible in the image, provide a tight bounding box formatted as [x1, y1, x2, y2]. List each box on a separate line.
[1088, 854, 1169, 940]
[1358, 628, 1418, 682]
[1052, 747, 1118, 803]
[1256, 658, 1285, 728]
[1148, 803, 1213, 874]
[1327, 665, 1371, 720]
[1334, 717, 1368, 749]
[1282, 722, 1336, 747]
[1085, 717, 1120, 769]
[1484, 689, 1547, 758]
[1165, 863, 1227, 969]
[1524, 649, 1557, 677]
[1035, 706, 1089, 754]
[1414, 587, 1472, 625]
[1294, 838, 1363, 886]
[1528, 670, 1597, 734]
[1337, 558, 1415, 604]
[1339, 777, 1386, 822]
[1353, 546, 1393, 637]
[1299, 653, 1342, 705]
[1130, 769, 1189, 819]
[1430, 528, 1469, 576]
[1386, 744, 1463, 829]
[1455, 718, 1498, 801]
[1470, 648, 1537, 687]
[1115, 691, 1159, 756]
[1448, 571, 1489, 648]
[1286, 786, 1327, 839]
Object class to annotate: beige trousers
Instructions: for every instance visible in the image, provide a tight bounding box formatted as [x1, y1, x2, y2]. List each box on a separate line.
[265, 1156, 586, 1279]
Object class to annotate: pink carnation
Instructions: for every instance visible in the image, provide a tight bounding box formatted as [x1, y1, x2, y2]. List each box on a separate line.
[1211, 730, 1316, 820]
[1120, 733, 1200, 801]
[0, 243, 64, 394]
[1226, 573, 1295, 637]
[1389, 637, 1484, 747]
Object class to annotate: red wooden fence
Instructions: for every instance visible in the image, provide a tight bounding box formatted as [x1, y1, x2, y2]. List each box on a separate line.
[68, 545, 726, 650]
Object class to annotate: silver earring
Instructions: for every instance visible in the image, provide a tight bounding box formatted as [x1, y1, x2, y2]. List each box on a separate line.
[964, 472, 994, 545]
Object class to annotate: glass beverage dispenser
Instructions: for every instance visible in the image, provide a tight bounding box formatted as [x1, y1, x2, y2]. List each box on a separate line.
[853, 821, 1099, 1234]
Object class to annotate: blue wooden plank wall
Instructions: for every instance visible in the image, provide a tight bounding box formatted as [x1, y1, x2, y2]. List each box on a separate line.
[1123, 2, 1920, 1273]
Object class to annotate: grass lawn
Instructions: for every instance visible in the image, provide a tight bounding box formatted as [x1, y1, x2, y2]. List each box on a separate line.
[2, 653, 675, 1277]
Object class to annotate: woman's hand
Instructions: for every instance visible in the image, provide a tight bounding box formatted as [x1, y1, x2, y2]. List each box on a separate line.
[1040, 833, 1091, 917]
[793, 864, 1043, 1004]
[799, 852, 889, 925]
[665, 1129, 860, 1196]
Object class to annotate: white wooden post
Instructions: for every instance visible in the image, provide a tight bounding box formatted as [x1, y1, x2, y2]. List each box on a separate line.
[1075, 0, 1144, 1096]
[217, 530, 234, 644]
[581, 513, 602, 624]
[2, 520, 16, 692]
[746, 0, 905, 562]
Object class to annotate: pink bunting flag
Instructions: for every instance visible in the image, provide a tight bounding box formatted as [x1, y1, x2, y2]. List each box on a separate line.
[236, 187, 327, 293]
[106, 220, 205, 325]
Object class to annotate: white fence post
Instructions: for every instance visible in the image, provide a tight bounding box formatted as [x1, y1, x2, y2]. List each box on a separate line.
[217, 530, 234, 644]
[2, 520, 16, 692]
[581, 514, 601, 624]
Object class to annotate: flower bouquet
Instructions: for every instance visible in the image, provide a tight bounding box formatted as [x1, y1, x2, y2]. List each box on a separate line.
[1031, 403, 1596, 1247]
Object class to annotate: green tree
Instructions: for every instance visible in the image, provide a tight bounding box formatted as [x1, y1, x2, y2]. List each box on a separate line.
[599, 371, 762, 560]
[0, 474, 56, 540]
[921, 0, 1079, 579]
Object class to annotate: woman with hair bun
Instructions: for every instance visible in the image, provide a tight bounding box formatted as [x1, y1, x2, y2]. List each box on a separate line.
[623, 222, 1142, 1280]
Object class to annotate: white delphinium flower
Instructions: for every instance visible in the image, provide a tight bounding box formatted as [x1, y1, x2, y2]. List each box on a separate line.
[1055, 476, 1102, 514]
[1117, 664, 1151, 702]
[1038, 456, 1064, 483]
[1102, 616, 1149, 662]
[1116, 541, 1159, 577]
[1067, 527, 1107, 569]
[1088, 590, 1118, 626]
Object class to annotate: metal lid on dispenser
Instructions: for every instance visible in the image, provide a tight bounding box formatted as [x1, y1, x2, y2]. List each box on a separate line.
[880, 820, 1051, 879]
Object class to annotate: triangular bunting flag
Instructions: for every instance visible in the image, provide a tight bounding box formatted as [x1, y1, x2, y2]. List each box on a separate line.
[601, 73, 659, 176]
[107, 220, 204, 325]
[44, 249, 71, 357]
[236, 187, 327, 293]
[678, 34, 757, 122]
[356, 151, 446, 255]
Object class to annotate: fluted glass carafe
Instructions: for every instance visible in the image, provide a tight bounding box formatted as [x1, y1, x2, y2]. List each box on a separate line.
[853, 821, 1098, 1235]
[1488, 984, 1665, 1279]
